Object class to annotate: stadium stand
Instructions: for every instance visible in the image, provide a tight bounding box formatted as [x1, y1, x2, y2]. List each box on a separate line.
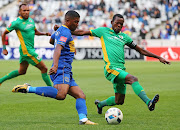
[0, 0, 180, 47]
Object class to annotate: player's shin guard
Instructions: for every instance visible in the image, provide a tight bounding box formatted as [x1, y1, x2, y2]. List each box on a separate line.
[131, 81, 151, 105]
[76, 98, 88, 121]
[34, 87, 58, 99]
[41, 73, 52, 86]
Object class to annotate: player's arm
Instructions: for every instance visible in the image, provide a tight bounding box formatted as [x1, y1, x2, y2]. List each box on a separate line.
[1, 30, 9, 55]
[135, 45, 170, 64]
[48, 44, 63, 75]
[49, 38, 54, 45]
[35, 29, 51, 36]
[53, 25, 91, 36]
[71, 30, 91, 36]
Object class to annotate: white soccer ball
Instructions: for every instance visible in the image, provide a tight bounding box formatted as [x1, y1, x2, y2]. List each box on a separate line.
[105, 107, 123, 124]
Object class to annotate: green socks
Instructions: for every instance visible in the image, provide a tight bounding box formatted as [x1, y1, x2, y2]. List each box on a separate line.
[98, 96, 116, 108]
[132, 81, 151, 105]
[0, 70, 20, 83]
[41, 73, 52, 86]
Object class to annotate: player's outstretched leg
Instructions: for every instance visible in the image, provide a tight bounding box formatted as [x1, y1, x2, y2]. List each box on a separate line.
[148, 94, 159, 111]
[0, 70, 20, 85]
[12, 83, 58, 98]
[94, 96, 116, 114]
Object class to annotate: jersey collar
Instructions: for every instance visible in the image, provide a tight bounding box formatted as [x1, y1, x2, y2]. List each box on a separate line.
[62, 25, 69, 29]
[110, 28, 121, 34]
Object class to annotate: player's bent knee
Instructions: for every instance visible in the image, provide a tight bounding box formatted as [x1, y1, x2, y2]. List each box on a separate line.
[56, 94, 67, 100]
[19, 71, 26, 75]
[115, 100, 124, 105]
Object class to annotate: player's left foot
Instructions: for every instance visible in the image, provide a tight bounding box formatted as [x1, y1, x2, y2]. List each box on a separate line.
[79, 120, 98, 125]
[12, 83, 31, 93]
[148, 94, 159, 111]
[95, 99, 103, 114]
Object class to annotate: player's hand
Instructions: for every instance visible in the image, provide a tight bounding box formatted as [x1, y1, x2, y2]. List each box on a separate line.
[46, 32, 51, 36]
[48, 66, 58, 75]
[2, 49, 8, 55]
[54, 25, 59, 31]
[159, 57, 171, 65]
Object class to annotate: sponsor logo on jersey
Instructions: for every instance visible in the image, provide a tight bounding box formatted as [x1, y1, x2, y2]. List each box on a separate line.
[118, 35, 123, 39]
[24, 24, 34, 30]
[23, 22, 25, 24]
[59, 36, 67, 42]
[65, 77, 69, 82]
[8, 23, 11, 27]
[29, 19, 32, 22]
[55, 31, 60, 36]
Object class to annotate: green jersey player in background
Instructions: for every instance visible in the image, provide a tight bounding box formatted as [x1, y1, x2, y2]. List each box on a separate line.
[1, 4, 52, 86]
[55, 14, 171, 113]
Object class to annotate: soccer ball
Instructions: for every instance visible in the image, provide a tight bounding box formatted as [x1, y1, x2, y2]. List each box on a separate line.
[105, 107, 123, 124]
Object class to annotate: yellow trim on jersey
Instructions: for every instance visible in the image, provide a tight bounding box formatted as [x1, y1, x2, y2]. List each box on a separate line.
[69, 40, 75, 52]
[100, 36, 119, 76]
[6, 28, 10, 32]
[62, 25, 69, 29]
[16, 30, 39, 64]
[90, 30, 93, 36]
[19, 16, 23, 19]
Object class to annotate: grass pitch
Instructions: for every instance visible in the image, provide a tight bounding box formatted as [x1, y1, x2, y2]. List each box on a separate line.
[0, 60, 179, 130]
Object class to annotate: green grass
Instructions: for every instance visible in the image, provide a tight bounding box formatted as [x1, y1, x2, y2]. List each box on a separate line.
[0, 60, 179, 130]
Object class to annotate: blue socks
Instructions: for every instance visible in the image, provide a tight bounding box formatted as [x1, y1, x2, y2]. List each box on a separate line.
[28, 86, 58, 99]
[76, 98, 87, 121]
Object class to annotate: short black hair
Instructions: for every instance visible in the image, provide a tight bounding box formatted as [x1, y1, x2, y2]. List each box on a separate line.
[112, 14, 124, 21]
[65, 10, 80, 19]
[19, 3, 28, 10]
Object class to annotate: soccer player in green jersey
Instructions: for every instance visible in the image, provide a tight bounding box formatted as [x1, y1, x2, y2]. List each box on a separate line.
[55, 14, 171, 113]
[1, 3, 52, 86]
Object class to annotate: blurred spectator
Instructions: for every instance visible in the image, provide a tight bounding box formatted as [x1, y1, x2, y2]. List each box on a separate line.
[140, 23, 147, 39]
[150, 32, 156, 39]
[94, 6, 103, 16]
[165, 20, 172, 35]
[108, 5, 113, 12]
[87, 0, 95, 16]
[173, 25, 179, 36]
[1, 21, 6, 27]
[163, 30, 170, 39]
[124, 8, 132, 19]
[118, 0, 124, 9]
[99, 0, 106, 12]
[130, 0, 138, 9]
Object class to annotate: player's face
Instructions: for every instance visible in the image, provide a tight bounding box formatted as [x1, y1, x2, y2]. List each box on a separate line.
[19, 5, 30, 19]
[111, 17, 124, 33]
[69, 17, 80, 31]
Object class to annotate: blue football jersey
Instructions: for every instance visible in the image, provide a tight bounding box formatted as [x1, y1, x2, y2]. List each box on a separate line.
[51, 25, 75, 67]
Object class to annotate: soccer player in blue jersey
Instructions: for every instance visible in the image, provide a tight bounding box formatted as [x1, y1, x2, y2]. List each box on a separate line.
[54, 14, 170, 113]
[12, 10, 97, 125]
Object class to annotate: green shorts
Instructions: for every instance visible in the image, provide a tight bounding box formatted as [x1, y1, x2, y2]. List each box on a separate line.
[104, 66, 129, 94]
[19, 50, 42, 66]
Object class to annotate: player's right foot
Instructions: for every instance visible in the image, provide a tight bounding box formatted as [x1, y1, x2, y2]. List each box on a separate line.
[79, 120, 98, 125]
[148, 94, 159, 111]
[12, 83, 31, 93]
[95, 99, 103, 114]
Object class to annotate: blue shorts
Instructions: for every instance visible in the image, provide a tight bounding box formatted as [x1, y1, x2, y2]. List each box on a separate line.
[50, 66, 78, 87]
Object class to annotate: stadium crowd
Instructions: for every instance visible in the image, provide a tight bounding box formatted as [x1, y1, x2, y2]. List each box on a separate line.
[0, 0, 180, 40]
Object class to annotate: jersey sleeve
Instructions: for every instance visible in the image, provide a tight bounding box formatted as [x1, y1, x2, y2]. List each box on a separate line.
[6, 20, 18, 32]
[56, 30, 71, 47]
[90, 27, 104, 38]
[125, 35, 137, 49]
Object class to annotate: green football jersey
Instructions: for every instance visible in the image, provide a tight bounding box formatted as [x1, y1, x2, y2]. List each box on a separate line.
[90, 27, 135, 68]
[6, 16, 36, 55]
